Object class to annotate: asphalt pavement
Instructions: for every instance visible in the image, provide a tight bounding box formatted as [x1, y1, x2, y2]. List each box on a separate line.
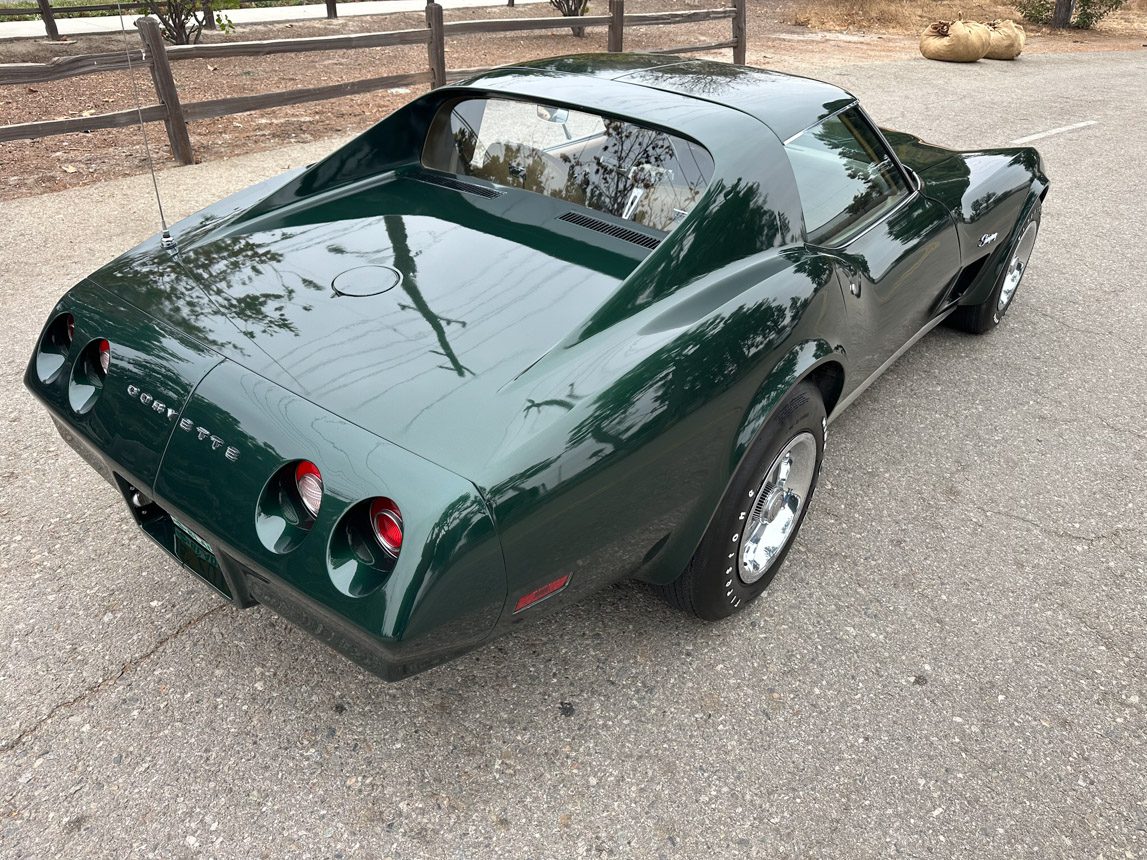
[0, 49, 1144, 859]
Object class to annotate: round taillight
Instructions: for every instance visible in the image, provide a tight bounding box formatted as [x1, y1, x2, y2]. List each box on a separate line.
[35, 313, 77, 384]
[294, 461, 323, 517]
[96, 339, 110, 377]
[369, 498, 403, 557]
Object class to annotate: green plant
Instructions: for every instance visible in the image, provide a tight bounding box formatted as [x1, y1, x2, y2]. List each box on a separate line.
[1073, 0, 1127, 26]
[1015, 0, 1053, 22]
[1016, 0, 1127, 27]
[137, 0, 235, 43]
[549, 0, 590, 36]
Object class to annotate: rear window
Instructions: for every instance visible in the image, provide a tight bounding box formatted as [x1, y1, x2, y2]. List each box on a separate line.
[422, 97, 714, 233]
[785, 107, 910, 245]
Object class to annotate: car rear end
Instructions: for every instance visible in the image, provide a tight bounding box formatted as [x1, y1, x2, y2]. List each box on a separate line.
[25, 282, 507, 680]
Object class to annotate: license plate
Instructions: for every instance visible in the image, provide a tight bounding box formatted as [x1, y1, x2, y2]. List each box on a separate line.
[171, 514, 213, 554]
[170, 515, 230, 598]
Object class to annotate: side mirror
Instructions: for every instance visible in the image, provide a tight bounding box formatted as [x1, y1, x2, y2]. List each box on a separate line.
[537, 105, 570, 125]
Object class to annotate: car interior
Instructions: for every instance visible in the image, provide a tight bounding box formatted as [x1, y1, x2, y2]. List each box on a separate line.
[422, 97, 715, 233]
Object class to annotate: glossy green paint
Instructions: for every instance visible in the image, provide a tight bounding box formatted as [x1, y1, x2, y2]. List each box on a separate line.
[156, 362, 507, 665]
[885, 129, 1049, 306]
[25, 54, 1048, 679]
[29, 282, 221, 490]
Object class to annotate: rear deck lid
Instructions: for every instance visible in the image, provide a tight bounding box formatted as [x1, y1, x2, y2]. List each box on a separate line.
[89, 173, 641, 467]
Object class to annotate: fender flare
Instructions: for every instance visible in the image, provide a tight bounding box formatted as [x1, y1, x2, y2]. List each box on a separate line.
[960, 188, 1044, 307]
[729, 339, 844, 471]
[637, 339, 846, 586]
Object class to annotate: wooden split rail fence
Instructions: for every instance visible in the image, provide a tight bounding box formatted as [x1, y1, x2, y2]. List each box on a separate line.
[0, 0, 746, 163]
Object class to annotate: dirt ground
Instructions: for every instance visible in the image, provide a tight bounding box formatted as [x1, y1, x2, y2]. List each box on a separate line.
[1, 0, 1145, 201]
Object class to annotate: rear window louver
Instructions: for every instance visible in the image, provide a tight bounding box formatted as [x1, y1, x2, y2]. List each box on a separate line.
[558, 211, 662, 250]
[416, 173, 505, 199]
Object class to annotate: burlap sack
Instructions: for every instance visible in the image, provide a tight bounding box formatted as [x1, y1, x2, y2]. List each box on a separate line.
[985, 19, 1026, 59]
[964, 21, 992, 56]
[920, 20, 990, 62]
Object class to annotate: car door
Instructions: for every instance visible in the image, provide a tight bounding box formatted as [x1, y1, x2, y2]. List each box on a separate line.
[785, 107, 963, 384]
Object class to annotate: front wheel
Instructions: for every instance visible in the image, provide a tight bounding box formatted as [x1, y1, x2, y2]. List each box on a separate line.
[948, 202, 1041, 334]
[661, 382, 826, 621]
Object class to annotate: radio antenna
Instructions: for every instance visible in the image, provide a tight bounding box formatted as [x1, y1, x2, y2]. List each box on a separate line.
[115, 1, 175, 250]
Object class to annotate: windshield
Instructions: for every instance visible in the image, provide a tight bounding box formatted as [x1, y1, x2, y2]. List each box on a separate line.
[422, 97, 714, 233]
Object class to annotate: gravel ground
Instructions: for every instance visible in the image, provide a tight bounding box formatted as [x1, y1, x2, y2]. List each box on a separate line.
[0, 49, 1144, 859]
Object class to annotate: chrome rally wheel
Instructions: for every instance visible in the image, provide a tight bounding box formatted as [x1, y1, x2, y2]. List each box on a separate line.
[660, 382, 825, 621]
[997, 219, 1039, 314]
[738, 432, 817, 585]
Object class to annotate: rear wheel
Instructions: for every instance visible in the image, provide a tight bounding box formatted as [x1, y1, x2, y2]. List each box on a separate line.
[948, 202, 1040, 334]
[661, 382, 825, 621]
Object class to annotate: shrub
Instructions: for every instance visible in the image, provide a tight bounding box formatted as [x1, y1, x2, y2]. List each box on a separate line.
[1073, 0, 1127, 27]
[1016, 0, 1053, 22]
[549, 0, 590, 36]
[137, 0, 235, 44]
[1016, 0, 1128, 27]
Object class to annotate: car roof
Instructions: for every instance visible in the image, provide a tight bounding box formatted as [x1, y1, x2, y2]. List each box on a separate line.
[463, 53, 856, 143]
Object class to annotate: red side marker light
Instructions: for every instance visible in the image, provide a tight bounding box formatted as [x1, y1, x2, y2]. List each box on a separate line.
[96, 339, 110, 376]
[513, 574, 571, 614]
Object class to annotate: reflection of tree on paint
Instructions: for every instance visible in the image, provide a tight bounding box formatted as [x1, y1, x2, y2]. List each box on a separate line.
[383, 215, 472, 378]
[632, 60, 764, 97]
[577, 179, 792, 340]
[971, 191, 999, 220]
[102, 234, 328, 359]
[567, 293, 810, 463]
[782, 246, 834, 285]
[1008, 149, 1041, 172]
[484, 454, 562, 522]
[525, 384, 582, 415]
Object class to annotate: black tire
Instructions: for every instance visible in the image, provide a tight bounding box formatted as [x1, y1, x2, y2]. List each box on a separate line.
[661, 382, 826, 621]
[947, 201, 1041, 335]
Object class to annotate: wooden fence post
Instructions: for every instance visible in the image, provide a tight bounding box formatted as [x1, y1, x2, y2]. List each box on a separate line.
[325, 0, 338, 18]
[425, 2, 446, 89]
[36, 0, 60, 40]
[136, 17, 194, 165]
[731, 0, 746, 64]
[607, 0, 623, 52]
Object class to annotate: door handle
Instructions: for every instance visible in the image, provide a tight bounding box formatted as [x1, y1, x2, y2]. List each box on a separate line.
[849, 281, 862, 298]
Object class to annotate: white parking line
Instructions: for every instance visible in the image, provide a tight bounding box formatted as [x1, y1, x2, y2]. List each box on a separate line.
[1011, 120, 1098, 144]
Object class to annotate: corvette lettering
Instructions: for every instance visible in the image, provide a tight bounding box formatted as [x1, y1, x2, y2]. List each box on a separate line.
[127, 384, 178, 421]
[126, 383, 239, 461]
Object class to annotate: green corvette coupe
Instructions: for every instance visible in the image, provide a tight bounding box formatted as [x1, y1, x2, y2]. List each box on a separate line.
[26, 54, 1047, 680]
